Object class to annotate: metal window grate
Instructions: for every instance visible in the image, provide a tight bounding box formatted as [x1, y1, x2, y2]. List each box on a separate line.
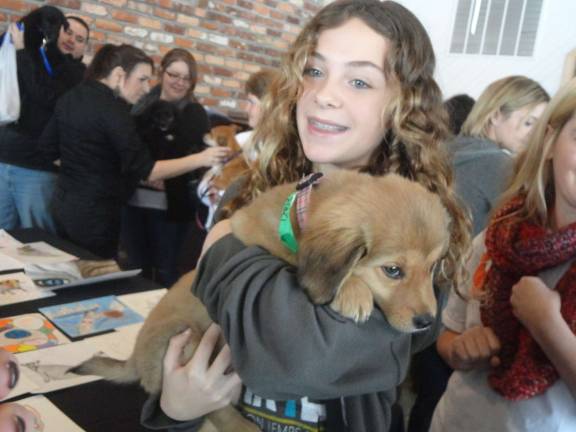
[450, 0, 543, 56]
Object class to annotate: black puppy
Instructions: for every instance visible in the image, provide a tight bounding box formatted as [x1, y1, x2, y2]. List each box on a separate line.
[19, 5, 67, 50]
[135, 100, 182, 160]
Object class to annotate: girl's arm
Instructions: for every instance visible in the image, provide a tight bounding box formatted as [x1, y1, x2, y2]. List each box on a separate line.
[511, 276, 576, 399]
[192, 222, 442, 400]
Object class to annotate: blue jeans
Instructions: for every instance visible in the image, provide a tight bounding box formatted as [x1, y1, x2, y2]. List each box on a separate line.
[0, 162, 57, 232]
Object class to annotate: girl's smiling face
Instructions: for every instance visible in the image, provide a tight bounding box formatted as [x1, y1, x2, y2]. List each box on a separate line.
[296, 18, 394, 171]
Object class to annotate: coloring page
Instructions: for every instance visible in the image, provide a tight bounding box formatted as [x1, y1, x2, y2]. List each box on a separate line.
[0, 314, 69, 353]
[0, 272, 54, 306]
[40, 296, 144, 338]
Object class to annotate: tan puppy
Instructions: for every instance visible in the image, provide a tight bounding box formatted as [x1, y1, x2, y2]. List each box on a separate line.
[72, 170, 450, 431]
[199, 125, 250, 228]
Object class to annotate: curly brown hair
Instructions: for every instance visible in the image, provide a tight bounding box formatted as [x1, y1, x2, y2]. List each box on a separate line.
[222, 0, 471, 290]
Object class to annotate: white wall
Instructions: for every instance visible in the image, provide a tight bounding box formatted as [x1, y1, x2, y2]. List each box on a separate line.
[397, 0, 576, 99]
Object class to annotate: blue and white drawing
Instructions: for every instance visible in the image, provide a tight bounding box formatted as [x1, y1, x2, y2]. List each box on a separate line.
[40, 296, 143, 337]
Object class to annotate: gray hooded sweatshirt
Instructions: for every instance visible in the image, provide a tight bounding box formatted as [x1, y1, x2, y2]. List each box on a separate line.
[449, 136, 513, 236]
[141, 233, 444, 432]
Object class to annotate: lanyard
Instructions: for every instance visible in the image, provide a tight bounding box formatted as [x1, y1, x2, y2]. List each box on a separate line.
[40, 45, 54, 77]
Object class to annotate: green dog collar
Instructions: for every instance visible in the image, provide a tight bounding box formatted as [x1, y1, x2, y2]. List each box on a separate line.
[278, 191, 298, 253]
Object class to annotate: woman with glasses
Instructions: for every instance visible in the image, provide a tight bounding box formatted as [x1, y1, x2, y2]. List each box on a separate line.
[122, 48, 213, 286]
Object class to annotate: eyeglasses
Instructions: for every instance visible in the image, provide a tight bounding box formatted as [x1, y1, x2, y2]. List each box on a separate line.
[165, 70, 192, 83]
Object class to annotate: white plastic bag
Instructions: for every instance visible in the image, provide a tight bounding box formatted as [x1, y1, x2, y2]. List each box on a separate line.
[0, 33, 20, 125]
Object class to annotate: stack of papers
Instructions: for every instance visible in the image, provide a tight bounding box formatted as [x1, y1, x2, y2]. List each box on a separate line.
[0, 230, 140, 305]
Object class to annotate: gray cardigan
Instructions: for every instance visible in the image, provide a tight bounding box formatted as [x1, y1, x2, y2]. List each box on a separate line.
[449, 136, 513, 236]
[141, 233, 444, 431]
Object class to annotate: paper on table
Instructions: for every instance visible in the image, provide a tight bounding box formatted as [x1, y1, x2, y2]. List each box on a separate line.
[13, 395, 84, 431]
[0, 272, 55, 306]
[0, 313, 70, 353]
[0, 229, 23, 248]
[0, 368, 37, 401]
[0, 230, 25, 271]
[0, 241, 77, 265]
[14, 339, 105, 394]
[25, 261, 141, 290]
[118, 288, 167, 317]
[39, 296, 144, 338]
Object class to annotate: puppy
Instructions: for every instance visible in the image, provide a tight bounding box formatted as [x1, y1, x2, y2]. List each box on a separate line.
[135, 100, 181, 160]
[198, 124, 250, 228]
[20, 6, 67, 50]
[72, 170, 450, 431]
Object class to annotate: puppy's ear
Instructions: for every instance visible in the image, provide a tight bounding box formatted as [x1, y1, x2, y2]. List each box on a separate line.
[297, 227, 366, 305]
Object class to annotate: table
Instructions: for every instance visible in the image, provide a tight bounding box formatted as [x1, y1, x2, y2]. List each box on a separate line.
[1, 229, 161, 431]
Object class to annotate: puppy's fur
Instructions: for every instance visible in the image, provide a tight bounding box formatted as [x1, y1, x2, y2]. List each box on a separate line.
[198, 125, 250, 228]
[20, 6, 67, 50]
[72, 170, 450, 431]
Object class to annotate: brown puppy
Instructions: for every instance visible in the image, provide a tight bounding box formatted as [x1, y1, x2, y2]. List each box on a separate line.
[72, 170, 450, 431]
[198, 125, 250, 228]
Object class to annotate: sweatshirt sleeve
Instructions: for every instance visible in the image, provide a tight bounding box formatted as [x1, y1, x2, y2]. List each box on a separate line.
[193, 234, 439, 401]
[140, 394, 203, 431]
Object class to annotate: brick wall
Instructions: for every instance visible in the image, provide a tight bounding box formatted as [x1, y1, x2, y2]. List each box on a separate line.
[0, 0, 323, 120]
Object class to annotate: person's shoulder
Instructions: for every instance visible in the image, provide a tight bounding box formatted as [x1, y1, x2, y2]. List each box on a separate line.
[180, 101, 208, 118]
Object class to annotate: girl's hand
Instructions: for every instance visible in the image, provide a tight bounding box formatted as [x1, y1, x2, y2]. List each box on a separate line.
[8, 23, 24, 50]
[159, 324, 242, 421]
[197, 147, 231, 168]
[0, 349, 19, 400]
[511, 276, 561, 334]
[0, 402, 44, 432]
[449, 325, 501, 370]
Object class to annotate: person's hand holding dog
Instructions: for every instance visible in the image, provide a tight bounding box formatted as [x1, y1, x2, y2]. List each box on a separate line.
[160, 324, 242, 421]
[448, 325, 501, 370]
[196, 147, 231, 168]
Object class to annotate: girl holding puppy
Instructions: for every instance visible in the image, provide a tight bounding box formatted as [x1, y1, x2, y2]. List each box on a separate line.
[142, 1, 470, 431]
[430, 79, 576, 431]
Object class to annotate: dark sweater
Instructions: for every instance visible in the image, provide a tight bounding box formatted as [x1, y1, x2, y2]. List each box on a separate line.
[0, 43, 84, 171]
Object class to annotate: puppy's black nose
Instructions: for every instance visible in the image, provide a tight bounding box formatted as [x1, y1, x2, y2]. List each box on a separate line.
[412, 313, 434, 330]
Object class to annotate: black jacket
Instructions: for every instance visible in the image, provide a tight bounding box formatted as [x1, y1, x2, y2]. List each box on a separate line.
[40, 80, 155, 203]
[0, 43, 84, 171]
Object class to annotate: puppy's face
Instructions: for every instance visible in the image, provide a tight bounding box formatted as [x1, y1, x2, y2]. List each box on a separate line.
[151, 102, 177, 132]
[297, 172, 450, 332]
[204, 125, 241, 152]
[352, 239, 447, 332]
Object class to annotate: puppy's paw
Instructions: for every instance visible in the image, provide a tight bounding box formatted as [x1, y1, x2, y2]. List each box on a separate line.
[329, 277, 374, 323]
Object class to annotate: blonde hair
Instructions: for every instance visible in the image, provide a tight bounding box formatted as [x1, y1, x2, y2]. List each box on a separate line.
[223, 0, 470, 290]
[461, 75, 549, 139]
[496, 78, 576, 226]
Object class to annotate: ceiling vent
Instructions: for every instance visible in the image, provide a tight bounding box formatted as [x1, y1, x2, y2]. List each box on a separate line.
[450, 0, 543, 56]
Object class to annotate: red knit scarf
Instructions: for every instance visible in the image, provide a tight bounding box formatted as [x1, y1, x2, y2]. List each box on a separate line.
[480, 195, 576, 400]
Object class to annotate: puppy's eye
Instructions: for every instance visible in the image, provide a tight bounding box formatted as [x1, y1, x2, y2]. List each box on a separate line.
[382, 265, 404, 280]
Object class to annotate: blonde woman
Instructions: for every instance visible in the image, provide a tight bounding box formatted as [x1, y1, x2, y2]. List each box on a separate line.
[452, 76, 549, 235]
[431, 79, 576, 432]
[142, 1, 470, 431]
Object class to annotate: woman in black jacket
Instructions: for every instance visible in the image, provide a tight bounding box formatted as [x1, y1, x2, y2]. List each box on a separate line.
[40, 44, 228, 258]
[123, 48, 211, 286]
